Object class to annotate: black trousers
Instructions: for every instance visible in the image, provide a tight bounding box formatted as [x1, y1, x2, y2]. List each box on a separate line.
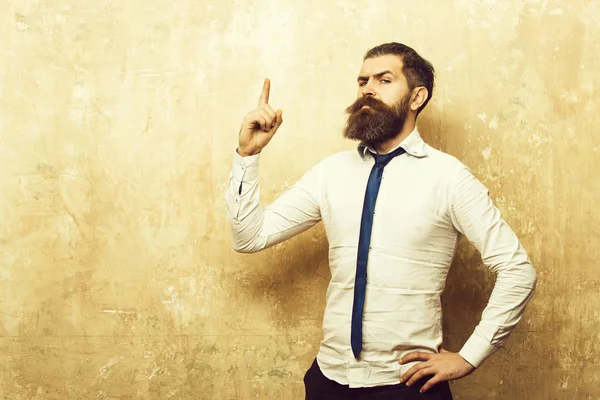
[304, 359, 453, 400]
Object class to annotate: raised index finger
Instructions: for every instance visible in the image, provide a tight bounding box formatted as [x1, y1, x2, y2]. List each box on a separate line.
[258, 78, 270, 106]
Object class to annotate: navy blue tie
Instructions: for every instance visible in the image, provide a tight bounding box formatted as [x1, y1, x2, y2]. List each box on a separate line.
[351, 146, 406, 359]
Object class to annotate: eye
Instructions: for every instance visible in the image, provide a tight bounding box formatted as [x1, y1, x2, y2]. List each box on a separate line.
[380, 79, 391, 84]
[358, 81, 367, 87]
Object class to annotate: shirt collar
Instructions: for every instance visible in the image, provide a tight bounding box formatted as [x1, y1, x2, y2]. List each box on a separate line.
[356, 127, 429, 160]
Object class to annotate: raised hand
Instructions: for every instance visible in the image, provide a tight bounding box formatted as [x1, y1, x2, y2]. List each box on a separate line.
[237, 78, 284, 157]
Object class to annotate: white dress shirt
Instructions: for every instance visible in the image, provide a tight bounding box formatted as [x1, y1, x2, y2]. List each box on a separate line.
[225, 128, 537, 388]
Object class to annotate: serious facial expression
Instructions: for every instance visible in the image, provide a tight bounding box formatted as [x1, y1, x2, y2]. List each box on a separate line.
[343, 55, 413, 144]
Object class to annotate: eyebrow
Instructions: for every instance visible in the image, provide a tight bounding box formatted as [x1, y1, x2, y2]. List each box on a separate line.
[357, 70, 396, 82]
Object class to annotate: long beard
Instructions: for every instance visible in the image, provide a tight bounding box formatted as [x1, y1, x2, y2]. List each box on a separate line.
[343, 94, 411, 145]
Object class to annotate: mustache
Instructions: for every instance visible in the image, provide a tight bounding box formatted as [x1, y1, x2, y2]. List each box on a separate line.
[345, 96, 389, 115]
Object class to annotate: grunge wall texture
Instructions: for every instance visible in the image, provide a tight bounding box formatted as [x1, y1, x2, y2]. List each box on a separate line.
[0, 0, 598, 399]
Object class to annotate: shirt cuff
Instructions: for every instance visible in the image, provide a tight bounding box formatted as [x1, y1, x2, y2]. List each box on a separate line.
[232, 149, 260, 183]
[458, 332, 499, 368]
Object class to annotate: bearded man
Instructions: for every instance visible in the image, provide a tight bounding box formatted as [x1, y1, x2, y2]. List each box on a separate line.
[225, 42, 537, 400]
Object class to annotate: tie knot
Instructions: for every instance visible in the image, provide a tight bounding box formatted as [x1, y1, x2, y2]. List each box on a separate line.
[372, 146, 406, 166]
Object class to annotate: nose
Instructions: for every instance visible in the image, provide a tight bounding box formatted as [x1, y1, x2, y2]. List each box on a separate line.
[361, 81, 375, 97]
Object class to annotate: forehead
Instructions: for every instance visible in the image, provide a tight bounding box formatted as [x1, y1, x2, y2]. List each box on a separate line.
[359, 54, 405, 78]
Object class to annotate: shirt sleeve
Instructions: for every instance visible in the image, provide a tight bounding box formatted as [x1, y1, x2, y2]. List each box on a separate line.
[449, 166, 537, 368]
[224, 149, 322, 253]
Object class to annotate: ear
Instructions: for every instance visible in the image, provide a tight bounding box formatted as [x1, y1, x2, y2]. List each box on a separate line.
[410, 87, 429, 113]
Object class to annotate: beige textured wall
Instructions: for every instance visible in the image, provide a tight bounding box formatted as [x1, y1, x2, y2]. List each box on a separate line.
[0, 0, 598, 399]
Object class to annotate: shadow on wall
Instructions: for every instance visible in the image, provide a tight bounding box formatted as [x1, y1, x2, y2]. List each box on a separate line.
[236, 224, 330, 332]
[441, 236, 494, 349]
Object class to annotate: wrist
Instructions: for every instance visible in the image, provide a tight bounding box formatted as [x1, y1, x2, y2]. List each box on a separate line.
[237, 147, 260, 157]
[459, 355, 476, 370]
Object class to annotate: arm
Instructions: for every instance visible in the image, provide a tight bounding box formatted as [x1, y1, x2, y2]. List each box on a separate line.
[450, 166, 537, 367]
[225, 77, 322, 253]
[400, 165, 537, 392]
[225, 149, 322, 253]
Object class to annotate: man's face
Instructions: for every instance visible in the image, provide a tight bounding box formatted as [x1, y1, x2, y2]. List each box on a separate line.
[343, 55, 412, 145]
